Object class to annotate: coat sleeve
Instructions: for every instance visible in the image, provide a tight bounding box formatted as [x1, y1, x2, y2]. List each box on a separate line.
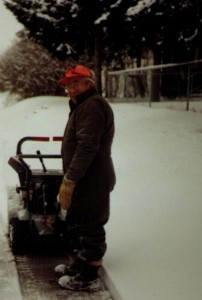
[65, 99, 105, 182]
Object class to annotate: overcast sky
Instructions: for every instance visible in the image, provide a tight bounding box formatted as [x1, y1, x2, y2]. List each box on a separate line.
[0, 0, 23, 53]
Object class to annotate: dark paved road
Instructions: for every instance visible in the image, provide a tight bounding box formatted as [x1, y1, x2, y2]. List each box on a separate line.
[15, 253, 113, 300]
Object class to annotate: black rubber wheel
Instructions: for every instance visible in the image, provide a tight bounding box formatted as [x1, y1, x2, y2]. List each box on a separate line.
[9, 218, 30, 255]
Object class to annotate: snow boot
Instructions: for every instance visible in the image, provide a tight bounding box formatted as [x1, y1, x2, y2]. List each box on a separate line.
[58, 263, 101, 291]
[54, 255, 82, 277]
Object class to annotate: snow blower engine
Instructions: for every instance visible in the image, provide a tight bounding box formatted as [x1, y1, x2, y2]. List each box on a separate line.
[8, 136, 65, 254]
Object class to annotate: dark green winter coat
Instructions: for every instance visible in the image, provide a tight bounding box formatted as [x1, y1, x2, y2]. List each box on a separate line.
[61, 88, 116, 226]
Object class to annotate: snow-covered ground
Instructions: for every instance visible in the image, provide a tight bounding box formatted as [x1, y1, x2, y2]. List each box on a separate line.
[0, 93, 202, 300]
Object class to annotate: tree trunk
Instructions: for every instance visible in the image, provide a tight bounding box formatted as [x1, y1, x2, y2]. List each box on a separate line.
[94, 28, 102, 94]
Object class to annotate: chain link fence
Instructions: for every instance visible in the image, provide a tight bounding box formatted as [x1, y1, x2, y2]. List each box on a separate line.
[106, 60, 202, 111]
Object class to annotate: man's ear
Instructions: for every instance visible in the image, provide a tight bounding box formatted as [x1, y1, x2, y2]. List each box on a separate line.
[87, 81, 94, 88]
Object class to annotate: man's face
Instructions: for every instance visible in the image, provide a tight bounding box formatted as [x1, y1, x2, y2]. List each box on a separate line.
[65, 78, 92, 103]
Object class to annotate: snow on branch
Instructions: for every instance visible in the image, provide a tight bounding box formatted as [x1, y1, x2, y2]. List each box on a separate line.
[95, 12, 110, 25]
[126, 0, 157, 16]
[95, 0, 123, 25]
[184, 29, 198, 42]
[110, 0, 123, 9]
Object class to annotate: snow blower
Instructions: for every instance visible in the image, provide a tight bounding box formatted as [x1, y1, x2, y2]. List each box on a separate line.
[8, 136, 66, 254]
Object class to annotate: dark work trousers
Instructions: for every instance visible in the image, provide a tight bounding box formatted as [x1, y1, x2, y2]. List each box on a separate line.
[64, 222, 107, 262]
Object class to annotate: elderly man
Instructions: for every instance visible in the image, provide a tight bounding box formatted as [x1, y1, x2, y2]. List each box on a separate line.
[55, 65, 116, 291]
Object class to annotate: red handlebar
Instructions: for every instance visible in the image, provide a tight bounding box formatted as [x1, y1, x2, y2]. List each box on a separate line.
[16, 136, 63, 155]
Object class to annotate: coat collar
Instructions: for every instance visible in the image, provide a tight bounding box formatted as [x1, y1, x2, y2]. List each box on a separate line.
[69, 88, 97, 112]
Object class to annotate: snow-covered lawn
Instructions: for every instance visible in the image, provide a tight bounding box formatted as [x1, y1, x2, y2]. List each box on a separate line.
[0, 94, 202, 300]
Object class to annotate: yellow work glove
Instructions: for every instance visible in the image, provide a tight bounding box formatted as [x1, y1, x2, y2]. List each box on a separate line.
[59, 177, 76, 210]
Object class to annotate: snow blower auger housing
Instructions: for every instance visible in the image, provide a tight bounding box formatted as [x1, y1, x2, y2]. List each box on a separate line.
[8, 136, 65, 254]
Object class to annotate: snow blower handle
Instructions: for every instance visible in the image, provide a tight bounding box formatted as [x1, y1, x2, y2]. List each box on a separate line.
[16, 136, 50, 155]
[36, 150, 47, 173]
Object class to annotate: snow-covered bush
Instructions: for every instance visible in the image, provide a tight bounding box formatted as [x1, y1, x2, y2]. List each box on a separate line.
[0, 32, 69, 100]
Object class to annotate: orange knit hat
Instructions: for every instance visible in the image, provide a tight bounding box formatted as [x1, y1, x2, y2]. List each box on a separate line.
[59, 65, 94, 85]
